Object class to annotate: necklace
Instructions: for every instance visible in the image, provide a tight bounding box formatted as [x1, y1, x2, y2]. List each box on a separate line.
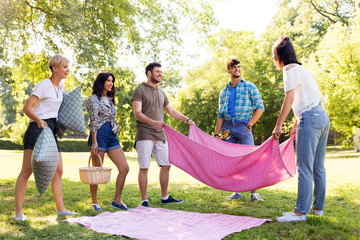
[50, 77, 59, 99]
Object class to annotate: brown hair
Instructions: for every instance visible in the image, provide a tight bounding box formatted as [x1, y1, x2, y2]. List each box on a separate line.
[145, 62, 161, 75]
[272, 36, 301, 67]
[226, 59, 240, 70]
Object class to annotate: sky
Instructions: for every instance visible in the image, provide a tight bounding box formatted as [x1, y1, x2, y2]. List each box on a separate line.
[214, 0, 279, 35]
[129, 0, 280, 81]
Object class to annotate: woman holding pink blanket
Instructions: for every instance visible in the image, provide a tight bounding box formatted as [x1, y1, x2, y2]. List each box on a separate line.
[271, 36, 330, 222]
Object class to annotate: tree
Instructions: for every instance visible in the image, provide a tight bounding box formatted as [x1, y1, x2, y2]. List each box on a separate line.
[0, 67, 16, 127]
[168, 30, 285, 142]
[301, 0, 355, 25]
[169, 0, 360, 146]
[0, 0, 216, 143]
[0, 0, 216, 68]
[308, 17, 360, 144]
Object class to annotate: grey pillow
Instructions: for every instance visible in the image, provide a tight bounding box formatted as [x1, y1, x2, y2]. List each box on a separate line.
[57, 87, 86, 138]
[32, 127, 59, 196]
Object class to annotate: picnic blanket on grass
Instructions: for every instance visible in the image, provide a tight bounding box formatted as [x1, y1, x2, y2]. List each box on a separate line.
[163, 124, 296, 192]
[66, 206, 271, 240]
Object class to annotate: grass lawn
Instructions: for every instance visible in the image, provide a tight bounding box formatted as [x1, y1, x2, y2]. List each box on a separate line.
[0, 147, 359, 239]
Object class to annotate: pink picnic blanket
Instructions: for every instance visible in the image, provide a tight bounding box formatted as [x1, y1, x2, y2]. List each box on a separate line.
[66, 206, 270, 239]
[164, 124, 296, 192]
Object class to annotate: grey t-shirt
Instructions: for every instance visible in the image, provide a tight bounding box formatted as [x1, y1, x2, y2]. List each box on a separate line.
[132, 82, 169, 142]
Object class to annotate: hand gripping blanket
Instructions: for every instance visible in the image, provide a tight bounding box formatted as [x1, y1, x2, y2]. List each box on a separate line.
[163, 124, 296, 192]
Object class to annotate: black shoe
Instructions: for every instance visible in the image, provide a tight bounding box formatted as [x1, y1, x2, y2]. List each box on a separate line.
[141, 201, 150, 207]
[161, 195, 184, 204]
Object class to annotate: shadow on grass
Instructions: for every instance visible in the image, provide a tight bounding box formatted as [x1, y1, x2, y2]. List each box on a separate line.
[1, 179, 359, 240]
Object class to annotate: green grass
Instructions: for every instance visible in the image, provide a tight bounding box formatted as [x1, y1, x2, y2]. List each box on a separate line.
[0, 148, 359, 239]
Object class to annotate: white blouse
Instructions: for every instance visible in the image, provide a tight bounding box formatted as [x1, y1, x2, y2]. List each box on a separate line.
[283, 65, 325, 118]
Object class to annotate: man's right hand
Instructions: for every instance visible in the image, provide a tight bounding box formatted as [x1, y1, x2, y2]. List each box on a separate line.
[213, 134, 221, 139]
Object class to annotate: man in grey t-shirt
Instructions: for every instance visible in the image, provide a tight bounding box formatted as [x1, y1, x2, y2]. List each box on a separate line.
[132, 62, 194, 207]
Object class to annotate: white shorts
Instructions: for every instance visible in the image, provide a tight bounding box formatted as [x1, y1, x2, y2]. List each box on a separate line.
[136, 140, 170, 169]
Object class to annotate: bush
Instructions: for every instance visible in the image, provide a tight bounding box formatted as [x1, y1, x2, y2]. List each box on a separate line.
[122, 141, 134, 152]
[0, 138, 133, 152]
[59, 139, 134, 152]
[0, 138, 22, 150]
[0, 123, 16, 138]
[58, 138, 89, 152]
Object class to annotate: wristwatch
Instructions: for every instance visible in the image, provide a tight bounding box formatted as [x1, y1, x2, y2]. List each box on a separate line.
[245, 122, 252, 129]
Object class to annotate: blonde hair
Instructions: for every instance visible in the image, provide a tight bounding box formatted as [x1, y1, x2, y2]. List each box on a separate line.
[48, 54, 70, 72]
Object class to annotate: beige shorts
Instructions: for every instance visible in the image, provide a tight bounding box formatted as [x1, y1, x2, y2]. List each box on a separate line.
[135, 140, 170, 169]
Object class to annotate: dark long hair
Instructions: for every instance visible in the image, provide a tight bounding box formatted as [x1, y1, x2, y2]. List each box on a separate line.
[272, 36, 301, 67]
[92, 72, 115, 104]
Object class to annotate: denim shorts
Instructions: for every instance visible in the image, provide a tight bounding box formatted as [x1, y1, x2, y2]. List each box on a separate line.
[23, 118, 61, 152]
[88, 122, 121, 152]
[222, 120, 254, 145]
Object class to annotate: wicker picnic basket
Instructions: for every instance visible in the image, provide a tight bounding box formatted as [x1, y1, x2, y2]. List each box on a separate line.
[79, 153, 112, 184]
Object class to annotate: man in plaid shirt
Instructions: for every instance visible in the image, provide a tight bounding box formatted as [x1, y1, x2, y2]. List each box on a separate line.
[214, 58, 265, 202]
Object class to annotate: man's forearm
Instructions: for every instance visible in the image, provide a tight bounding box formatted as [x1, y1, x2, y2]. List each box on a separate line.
[248, 108, 264, 127]
[134, 111, 156, 126]
[215, 117, 225, 135]
[168, 110, 188, 122]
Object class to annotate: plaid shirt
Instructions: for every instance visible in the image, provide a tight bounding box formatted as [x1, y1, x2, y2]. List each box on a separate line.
[217, 78, 264, 122]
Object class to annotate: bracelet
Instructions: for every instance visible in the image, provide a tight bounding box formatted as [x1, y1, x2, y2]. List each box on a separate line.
[186, 118, 190, 123]
[245, 122, 252, 129]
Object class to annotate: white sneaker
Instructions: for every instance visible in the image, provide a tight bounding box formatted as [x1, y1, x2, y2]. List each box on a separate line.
[277, 212, 307, 222]
[56, 210, 79, 216]
[250, 193, 263, 202]
[311, 208, 324, 216]
[14, 214, 27, 221]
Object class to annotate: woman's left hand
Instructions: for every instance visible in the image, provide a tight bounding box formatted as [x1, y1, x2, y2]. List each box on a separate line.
[272, 125, 282, 140]
[290, 120, 297, 139]
[290, 125, 297, 139]
[187, 119, 195, 125]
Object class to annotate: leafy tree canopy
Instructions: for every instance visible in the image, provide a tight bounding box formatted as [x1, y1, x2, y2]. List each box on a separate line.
[0, 0, 217, 144]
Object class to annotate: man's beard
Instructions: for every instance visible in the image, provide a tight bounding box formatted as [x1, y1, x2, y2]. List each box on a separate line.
[150, 76, 161, 83]
[232, 73, 241, 78]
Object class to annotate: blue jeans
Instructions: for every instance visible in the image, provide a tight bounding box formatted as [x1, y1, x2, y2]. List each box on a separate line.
[88, 122, 121, 152]
[294, 105, 330, 214]
[222, 120, 254, 145]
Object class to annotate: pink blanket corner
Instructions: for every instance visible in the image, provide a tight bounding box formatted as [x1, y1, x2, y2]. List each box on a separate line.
[66, 206, 271, 240]
[164, 124, 296, 192]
